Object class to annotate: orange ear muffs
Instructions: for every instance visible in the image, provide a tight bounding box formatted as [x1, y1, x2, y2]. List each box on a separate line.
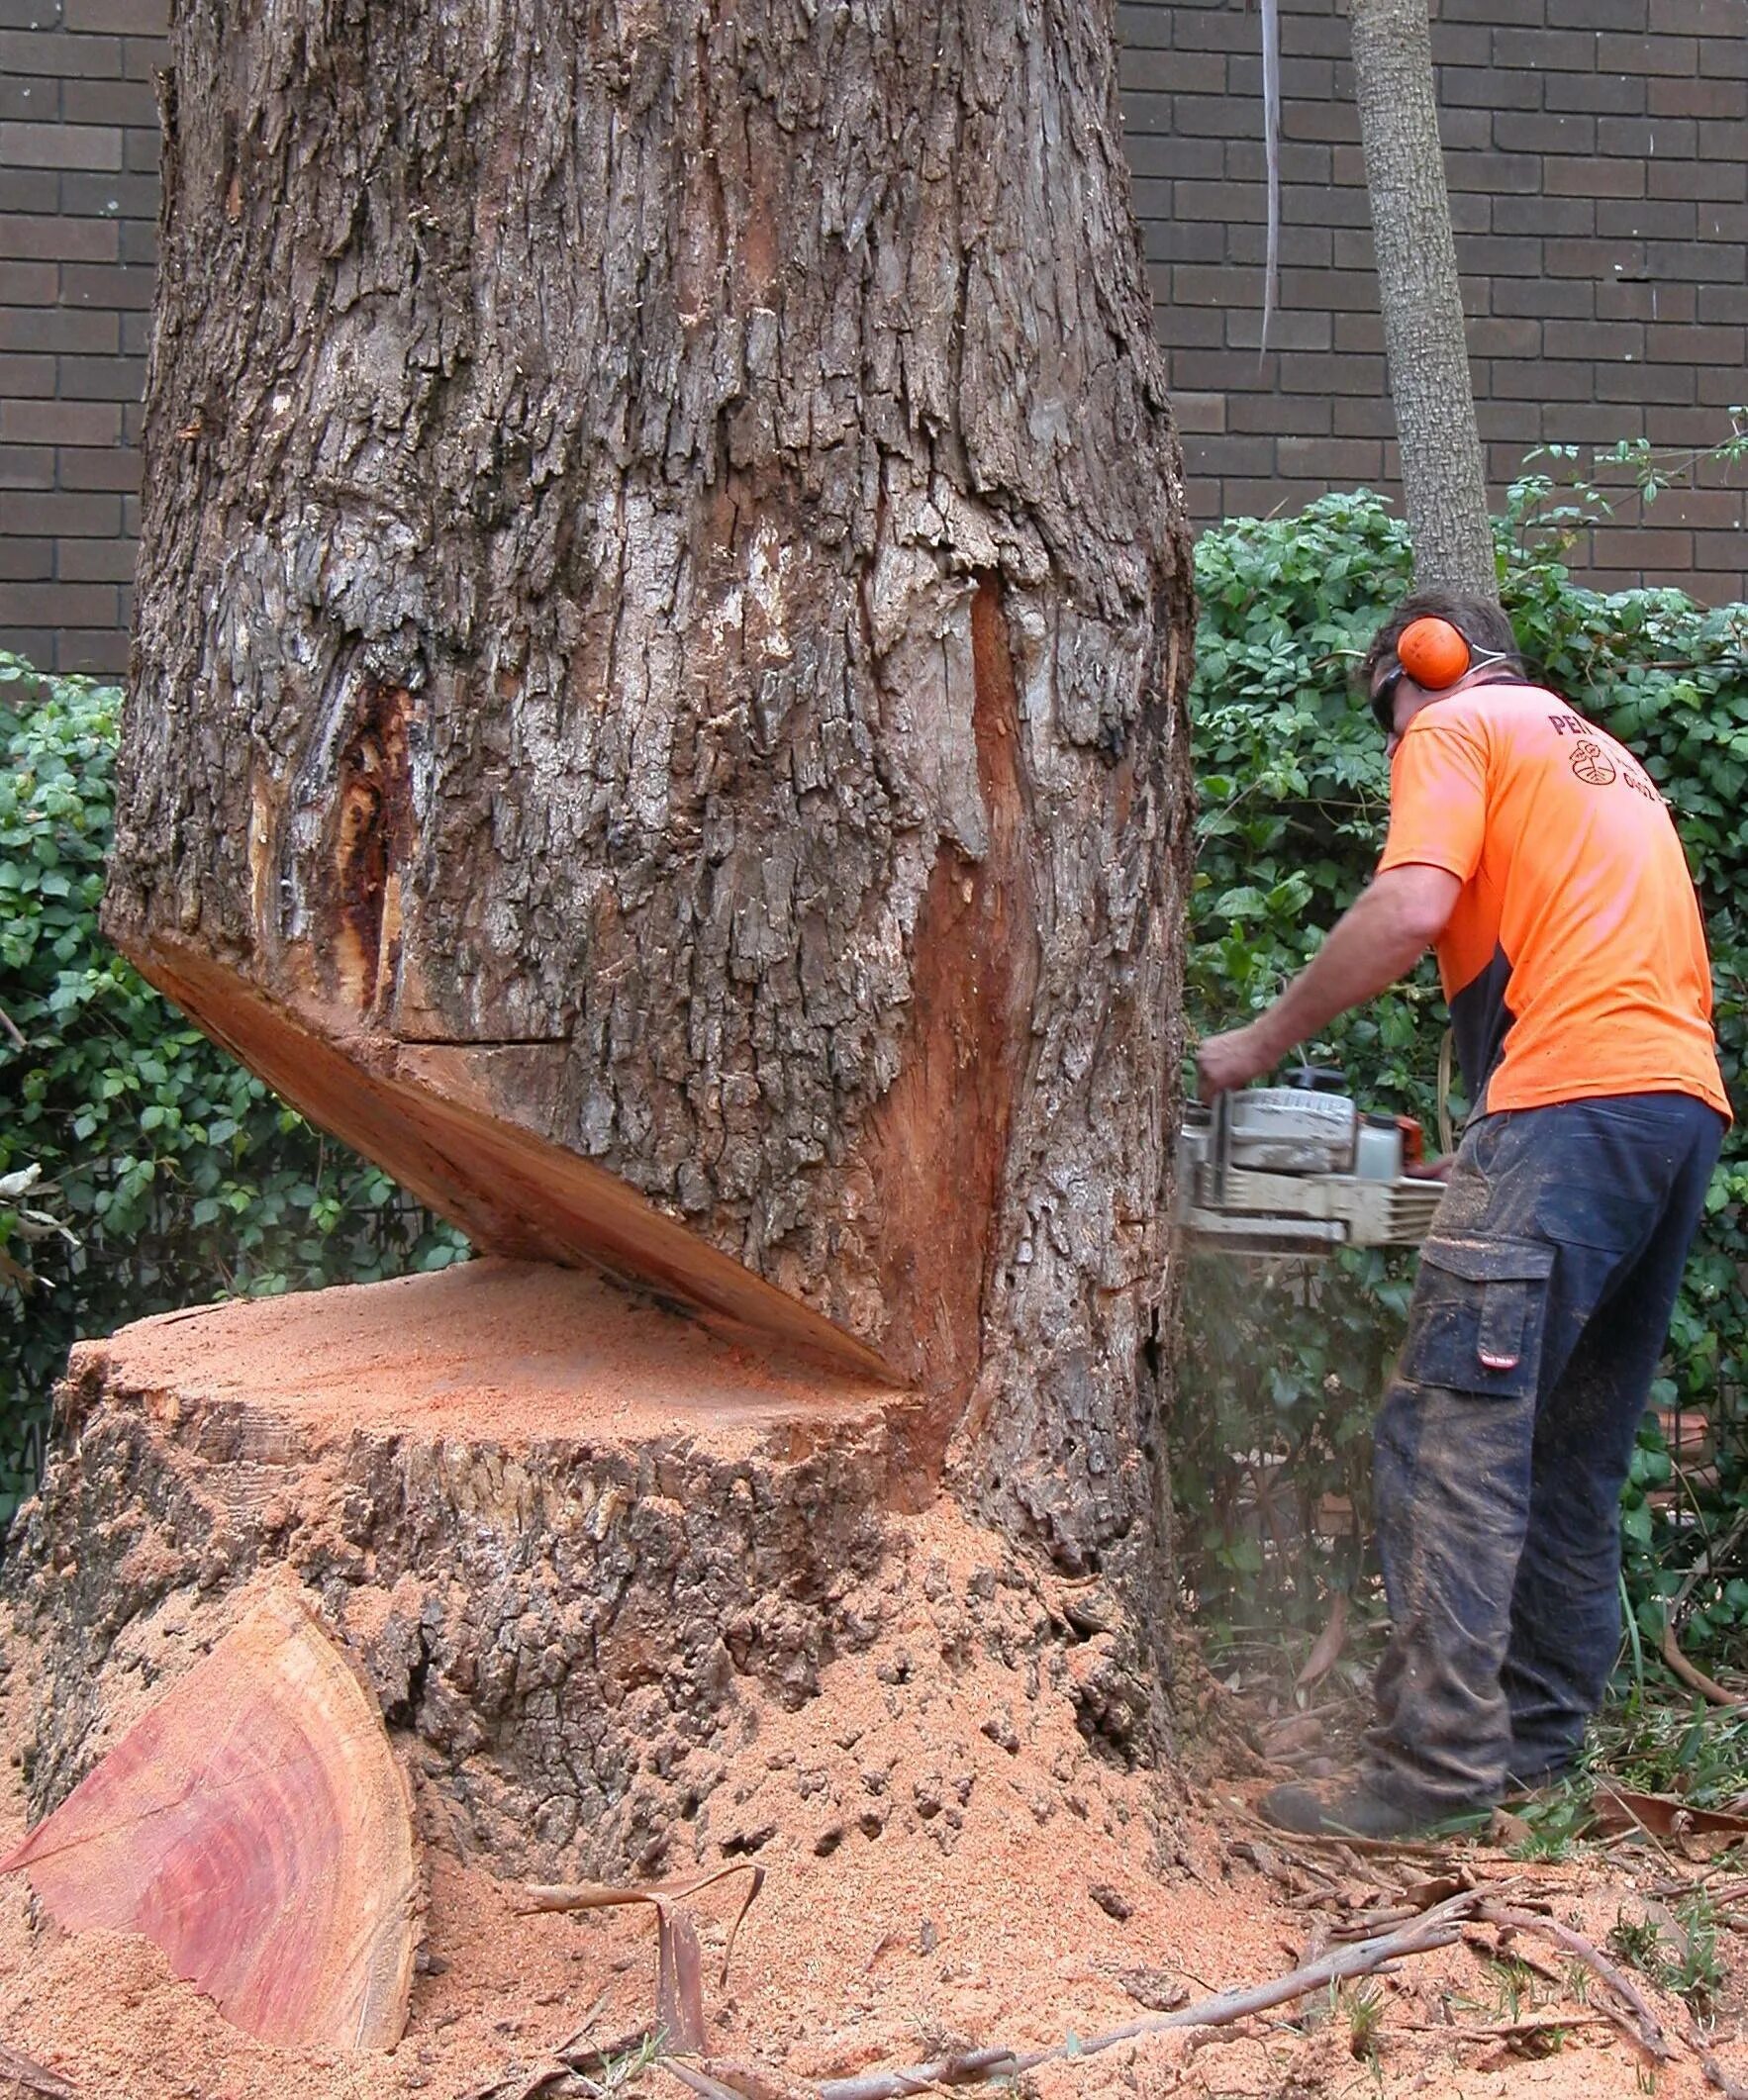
[1396, 617, 1473, 690]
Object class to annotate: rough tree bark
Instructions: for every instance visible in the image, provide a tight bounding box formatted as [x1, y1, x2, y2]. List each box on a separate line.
[103, 0, 1196, 1604]
[1348, 0, 1497, 598]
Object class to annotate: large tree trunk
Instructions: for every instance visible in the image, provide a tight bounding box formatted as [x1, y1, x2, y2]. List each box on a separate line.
[103, 0, 1196, 1619]
[1349, 0, 1496, 598]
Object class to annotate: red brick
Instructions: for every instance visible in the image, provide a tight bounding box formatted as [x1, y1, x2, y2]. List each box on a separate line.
[1332, 310, 1385, 354]
[0, 120, 121, 170]
[1491, 194, 1594, 239]
[1648, 74, 1747, 116]
[1468, 315, 1543, 356]
[1545, 318, 1645, 357]
[1477, 400, 1547, 441]
[1699, 282, 1748, 322]
[1155, 304, 1225, 349]
[1276, 435, 1384, 479]
[0, 258, 56, 302]
[1546, 72, 1648, 115]
[1651, 0, 1744, 27]
[120, 34, 167, 78]
[1437, 64, 1542, 111]
[1602, 31, 1699, 70]
[1496, 26, 1603, 66]
[1171, 390, 1225, 435]
[1646, 237, 1747, 279]
[1116, 4, 1169, 50]
[1544, 237, 1645, 275]
[0, 28, 120, 75]
[1599, 277, 1696, 320]
[1330, 396, 1397, 438]
[52, 628, 130, 676]
[1445, 149, 1542, 194]
[60, 260, 155, 307]
[0, 305, 118, 352]
[64, 0, 168, 29]
[0, 582, 120, 625]
[0, 538, 52, 581]
[1682, 573, 1748, 603]
[0, 399, 120, 444]
[1494, 277, 1596, 318]
[1227, 307, 1331, 351]
[1598, 199, 1699, 239]
[60, 170, 158, 218]
[59, 77, 158, 126]
[55, 443, 141, 490]
[1633, 486, 1747, 527]
[1230, 390, 1333, 435]
[0, 443, 52, 488]
[54, 351, 145, 401]
[0, 351, 53, 395]
[0, 169, 56, 214]
[1589, 526, 1697, 569]
[1497, 112, 1600, 154]
[1490, 358, 1597, 400]
[1651, 157, 1748, 202]
[1278, 350, 1388, 396]
[1552, 0, 1648, 23]
[0, 214, 119, 261]
[56, 537, 137, 582]
[1547, 156, 1646, 198]
[1646, 321, 1745, 360]
[1597, 360, 1699, 403]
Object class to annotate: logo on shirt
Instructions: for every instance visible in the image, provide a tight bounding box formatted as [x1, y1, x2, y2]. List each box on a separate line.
[1569, 739, 1617, 787]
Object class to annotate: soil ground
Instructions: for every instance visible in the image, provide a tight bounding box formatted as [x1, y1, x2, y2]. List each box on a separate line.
[2, 1273, 1744, 2100]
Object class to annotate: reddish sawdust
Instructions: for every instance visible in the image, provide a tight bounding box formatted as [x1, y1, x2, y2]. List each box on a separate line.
[0, 1270, 1743, 2099]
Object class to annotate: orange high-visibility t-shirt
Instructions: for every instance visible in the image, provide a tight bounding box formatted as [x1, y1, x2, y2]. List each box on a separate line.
[1375, 677, 1730, 1120]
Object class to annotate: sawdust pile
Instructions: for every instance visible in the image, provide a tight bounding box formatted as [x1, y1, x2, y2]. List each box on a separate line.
[4, 1490, 1746, 2100]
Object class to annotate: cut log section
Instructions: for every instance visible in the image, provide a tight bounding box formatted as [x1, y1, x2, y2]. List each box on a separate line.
[0, 1587, 417, 2051]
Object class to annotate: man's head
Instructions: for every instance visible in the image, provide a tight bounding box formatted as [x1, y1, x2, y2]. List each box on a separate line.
[1361, 592, 1524, 745]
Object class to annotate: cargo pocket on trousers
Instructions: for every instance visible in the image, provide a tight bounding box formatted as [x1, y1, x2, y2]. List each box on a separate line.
[1400, 1235, 1556, 1400]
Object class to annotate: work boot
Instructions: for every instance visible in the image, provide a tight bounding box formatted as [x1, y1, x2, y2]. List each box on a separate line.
[1257, 1779, 1465, 1840]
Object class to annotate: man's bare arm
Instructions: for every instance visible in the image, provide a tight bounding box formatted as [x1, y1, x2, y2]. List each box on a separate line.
[1197, 863, 1461, 1099]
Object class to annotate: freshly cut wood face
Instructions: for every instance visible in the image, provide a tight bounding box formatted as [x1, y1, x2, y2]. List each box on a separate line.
[1, 1587, 417, 2050]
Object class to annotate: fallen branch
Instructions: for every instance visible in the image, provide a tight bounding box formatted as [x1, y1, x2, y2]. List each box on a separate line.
[792, 1883, 1490, 2100]
[1476, 1901, 1669, 2062]
[0, 2044, 79, 2099]
[1660, 1616, 1746, 1710]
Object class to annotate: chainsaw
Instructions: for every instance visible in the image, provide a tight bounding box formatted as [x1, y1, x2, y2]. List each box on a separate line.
[1177, 1070, 1442, 1255]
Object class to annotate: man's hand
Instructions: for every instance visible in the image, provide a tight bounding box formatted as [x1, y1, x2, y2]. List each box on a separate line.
[1196, 1022, 1281, 1102]
[1406, 1154, 1454, 1182]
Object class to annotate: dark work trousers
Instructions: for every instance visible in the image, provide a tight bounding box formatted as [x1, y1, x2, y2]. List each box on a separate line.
[1364, 1091, 1725, 1816]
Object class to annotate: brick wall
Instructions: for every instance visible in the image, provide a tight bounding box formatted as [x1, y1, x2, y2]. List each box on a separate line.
[1122, 0, 1748, 599]
[1, 0, 165, 674]
[3, 0, 1747, 672]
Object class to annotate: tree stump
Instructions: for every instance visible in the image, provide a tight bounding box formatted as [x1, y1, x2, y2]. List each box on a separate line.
[5, 1261, 915, 1878]
[6, 1262, 1161, 1884]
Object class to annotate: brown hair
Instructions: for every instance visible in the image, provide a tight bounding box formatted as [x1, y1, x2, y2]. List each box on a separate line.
[1359, 591, 1524, 689]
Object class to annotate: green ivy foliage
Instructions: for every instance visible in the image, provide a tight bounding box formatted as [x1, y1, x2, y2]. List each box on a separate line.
[0, 652, 467, 1530]
[1177, 490, 1748, 1667]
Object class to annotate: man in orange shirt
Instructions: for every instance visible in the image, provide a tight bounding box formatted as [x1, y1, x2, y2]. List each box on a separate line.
[1198, 590, 1729, 1838]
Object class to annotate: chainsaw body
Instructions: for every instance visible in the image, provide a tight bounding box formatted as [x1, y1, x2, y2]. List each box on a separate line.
[1177, 1085, 1443, 1254]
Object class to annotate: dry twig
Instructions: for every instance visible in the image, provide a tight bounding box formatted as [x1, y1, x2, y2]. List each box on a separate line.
[769, 1883, 1492, 2100]
[1476, 1900, 1669, 2061]
[0, 2045, 79, 2100]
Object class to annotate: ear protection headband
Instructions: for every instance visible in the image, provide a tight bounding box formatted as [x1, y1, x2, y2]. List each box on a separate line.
[1372, 617, 1512, 733]
[1396, 617, 1476, 690]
